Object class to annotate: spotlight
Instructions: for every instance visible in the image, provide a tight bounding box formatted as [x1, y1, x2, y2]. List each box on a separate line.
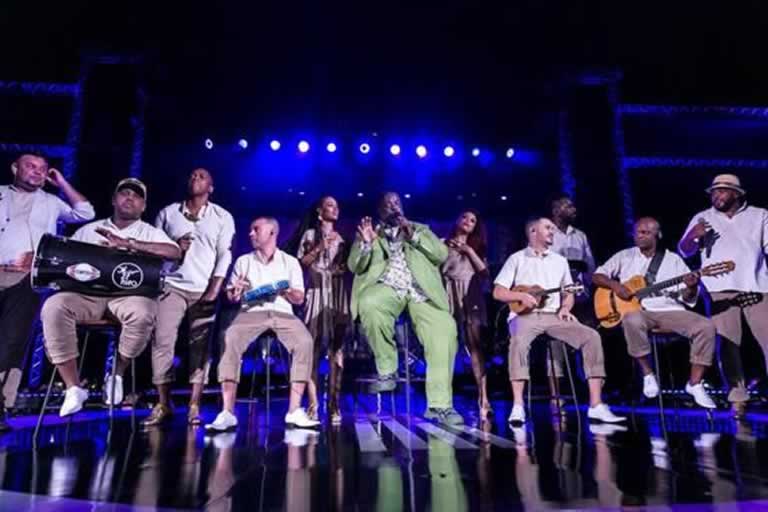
[204, 139, 213, 150]
[298, 140, 310, 153]
[270, 140, 281, 151]
[326, 142, 337, 153]
[501, 195, 508, 201]
[443, 146, 455, 157]
[506, 147, 515, 159]
[357, 192, 364, 197]
[416, 145, 427, 158]
[404, 193, 411, 199]
[359, 143, 370, 154]
[238, 139, 248, 149]
[471, 148, 480, 157]
[390, 144, 401, 156]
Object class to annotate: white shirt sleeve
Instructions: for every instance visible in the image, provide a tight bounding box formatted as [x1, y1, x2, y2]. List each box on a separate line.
[583, 237, 596, 273]
[212, 212, 236, 278]
[154, 209, 166, 231]
[493, 254, 518, 288]
[595, 251, 622, 279]
[56, 196, 96, 224]
[227, 256, 247, 290]
[761, 209, 768, 254]
[144, 225, 178, 246]
[561, 258, 574, 286]
[678, 215, 701, 258]
[70, 223, 92, 243]
[287, 256, 305, 292]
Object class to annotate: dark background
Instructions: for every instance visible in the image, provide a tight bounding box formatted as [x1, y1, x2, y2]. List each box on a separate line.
[3, 1, 768, 389]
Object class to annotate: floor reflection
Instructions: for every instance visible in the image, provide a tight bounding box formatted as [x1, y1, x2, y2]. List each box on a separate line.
[1, 395, 768, 511]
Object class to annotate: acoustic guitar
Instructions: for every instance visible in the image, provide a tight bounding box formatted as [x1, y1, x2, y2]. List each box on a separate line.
[593, 260, 735, 328]
[508, 283, 585, 315]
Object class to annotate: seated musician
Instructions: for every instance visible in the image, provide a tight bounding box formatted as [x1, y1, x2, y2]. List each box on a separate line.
[41, 178, 181, 417]
[592, 217, 716, 409]
[492, 216, 625, 424]
[0, 153, 95, 429]
[205, 217, 319, 432]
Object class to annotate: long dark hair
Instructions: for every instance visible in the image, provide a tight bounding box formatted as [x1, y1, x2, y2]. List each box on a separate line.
[448, 209, 487, 259]
[283, 195, 334, 256]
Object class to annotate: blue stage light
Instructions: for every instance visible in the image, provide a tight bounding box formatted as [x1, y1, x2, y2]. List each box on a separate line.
[472, 148, 480, 157]
[204, 139, 213, 150]
[443, 146, 455, 157]
[359, 143, 370, 154]
[270, 140, 281, 151]
[416, 145, 427, 158]
[390, 144, 401, 156]
[326, 142, 337, 153]
[238, 139, 248, 149]
[298, 140, 310, 153]
[506, 147, 515, 159]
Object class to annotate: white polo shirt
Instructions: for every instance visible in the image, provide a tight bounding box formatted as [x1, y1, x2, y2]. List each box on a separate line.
[228, 249, 304, 314]
[72, 218, 176, 247]
[551, 224, 596, 273]
[155, 201, 235, 292]
[494, 247, 573, 316]
[678, 204, 768, 293]
[595, 248, 695, 312]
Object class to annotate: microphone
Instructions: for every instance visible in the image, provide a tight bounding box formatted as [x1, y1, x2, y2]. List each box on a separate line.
[697, 218, 716, 258]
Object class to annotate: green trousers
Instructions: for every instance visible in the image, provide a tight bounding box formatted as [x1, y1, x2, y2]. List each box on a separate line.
[358, 284, 457, 408]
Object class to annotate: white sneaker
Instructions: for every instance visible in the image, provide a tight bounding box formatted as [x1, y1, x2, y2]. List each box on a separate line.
[59, 386, 89, 417]
[285, 407, 321, 428]
[103, 375, 124, 406]
[685, 382, 717, 409]
[589, 423, 628, 436]
[507, 404, 526, 424]
[205, 410, 238, 432]
[587, 403, 626, 423]
[643, 373, 660, 399]
[284, 428, 319, 446]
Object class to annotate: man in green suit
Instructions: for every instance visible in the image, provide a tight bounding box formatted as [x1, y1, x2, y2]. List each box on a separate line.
[348, 192, 463, 425]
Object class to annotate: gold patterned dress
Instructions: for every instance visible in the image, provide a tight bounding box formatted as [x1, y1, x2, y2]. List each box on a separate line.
[441, 245, 488, 326]
[297, 229, 351, 344]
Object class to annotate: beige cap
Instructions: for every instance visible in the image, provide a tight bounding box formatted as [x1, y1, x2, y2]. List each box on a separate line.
[705, 174, 745, 195]
[115, 177, 147, 200]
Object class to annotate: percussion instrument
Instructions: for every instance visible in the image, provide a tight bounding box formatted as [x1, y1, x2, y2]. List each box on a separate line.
[32, 234, 166, 297]
[242, 280, 290, 309]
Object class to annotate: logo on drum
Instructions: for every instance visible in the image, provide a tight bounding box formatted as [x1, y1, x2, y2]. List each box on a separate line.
[112, 262, 144, 290]
[66, 263, 102, 282]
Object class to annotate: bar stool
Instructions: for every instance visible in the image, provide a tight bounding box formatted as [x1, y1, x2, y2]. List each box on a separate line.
[34, 318, 136, 439]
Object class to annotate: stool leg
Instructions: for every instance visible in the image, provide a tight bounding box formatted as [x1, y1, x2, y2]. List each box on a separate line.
[130, 358, 136, 428]
[78, 331, 91, 377]
[34, 369, 58, 441]
[109, 346, 118, 420]
[651, 336, 665, 416]
[547, 345, 563, 416]
[266, 337, 271, 420]
[562, 342, 579, 416]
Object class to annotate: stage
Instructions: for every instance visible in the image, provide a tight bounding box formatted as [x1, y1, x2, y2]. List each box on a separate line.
[2, 390, 768, 511]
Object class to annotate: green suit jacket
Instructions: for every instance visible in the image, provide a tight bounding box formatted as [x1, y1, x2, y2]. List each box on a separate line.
[347, 222, 450, 319]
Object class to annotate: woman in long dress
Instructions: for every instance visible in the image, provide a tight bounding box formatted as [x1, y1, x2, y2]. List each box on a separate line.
[286, 196, 350, 423]
[442, 210, 491, 420]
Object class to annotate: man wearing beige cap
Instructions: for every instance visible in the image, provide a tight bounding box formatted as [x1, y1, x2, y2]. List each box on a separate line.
[679, 173, 768, 416]
[41, 178, 181, 417]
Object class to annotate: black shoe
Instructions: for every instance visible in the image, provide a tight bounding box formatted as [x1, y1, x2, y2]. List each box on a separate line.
[368, 373, 397, 394]
[424, 407, 464, 426]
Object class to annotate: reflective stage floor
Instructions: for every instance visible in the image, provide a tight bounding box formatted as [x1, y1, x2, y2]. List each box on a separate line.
[2, 391, 768, 511]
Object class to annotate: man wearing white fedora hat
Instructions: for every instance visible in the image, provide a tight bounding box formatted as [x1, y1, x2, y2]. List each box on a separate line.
[679, 173, 768, 417]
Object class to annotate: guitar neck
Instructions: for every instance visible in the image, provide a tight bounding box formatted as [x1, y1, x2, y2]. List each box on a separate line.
[636, 271, 698, 299]
[532, 287, 563, 297]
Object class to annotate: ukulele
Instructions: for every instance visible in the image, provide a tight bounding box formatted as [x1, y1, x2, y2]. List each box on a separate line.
[508, 283, 585, 315]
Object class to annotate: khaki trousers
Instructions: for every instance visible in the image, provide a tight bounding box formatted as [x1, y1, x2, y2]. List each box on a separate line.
[151, 286, 216, 385]
[508, 312, 605, 381]
[217, 310, 313, 383]
[42, 292, 157, 365]
[621, 310, 715, 366]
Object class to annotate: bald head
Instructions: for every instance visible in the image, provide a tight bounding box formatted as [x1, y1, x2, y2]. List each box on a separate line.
[633, 217, 661, 251]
